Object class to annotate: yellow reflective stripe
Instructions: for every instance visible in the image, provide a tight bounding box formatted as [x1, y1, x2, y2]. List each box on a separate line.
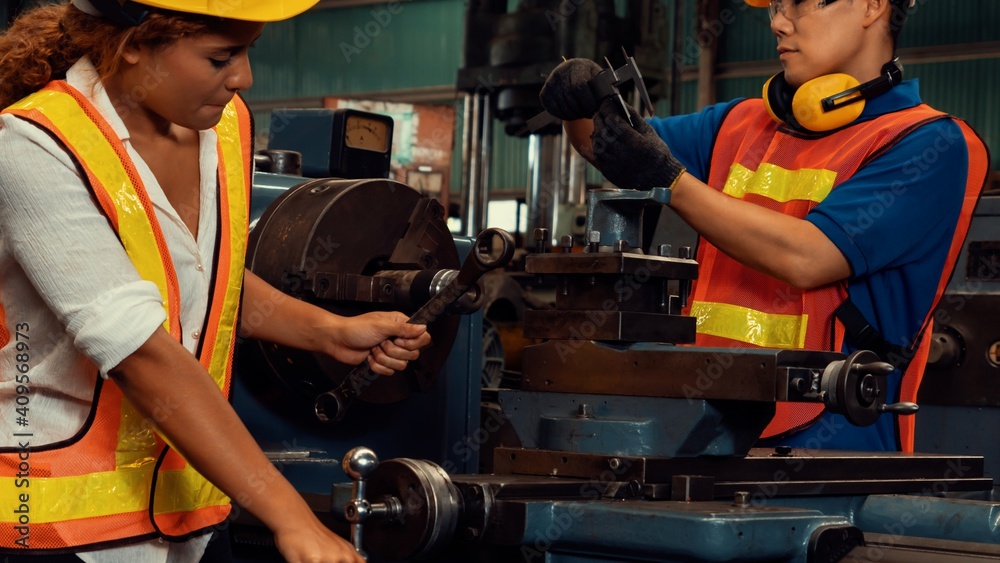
[0, 465, 152, 524]
[7, 91, 173, 335]
[0, 466, 228, 524]
[690, 301, 808, 349]
[205, 102, 249, 386]
[115, 398, 160, 470]
[153, 466, 230, 515]
[723, 163, 836, 204]
[2, 88, 229, 528]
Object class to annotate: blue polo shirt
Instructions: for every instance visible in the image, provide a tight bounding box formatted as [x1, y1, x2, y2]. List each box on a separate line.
[648, 81, 970, 451]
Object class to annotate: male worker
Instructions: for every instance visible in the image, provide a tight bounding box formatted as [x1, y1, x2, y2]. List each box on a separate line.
[539, 0, 989, 451]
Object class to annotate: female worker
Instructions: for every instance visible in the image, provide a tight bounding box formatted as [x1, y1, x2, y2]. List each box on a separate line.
[0, 1, 428, 561]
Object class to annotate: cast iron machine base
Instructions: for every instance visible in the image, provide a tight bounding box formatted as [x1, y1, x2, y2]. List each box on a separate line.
[329, 188, 991, 562]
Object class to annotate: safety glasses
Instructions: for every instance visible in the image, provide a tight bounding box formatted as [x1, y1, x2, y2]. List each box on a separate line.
[768, 0, 841, 20]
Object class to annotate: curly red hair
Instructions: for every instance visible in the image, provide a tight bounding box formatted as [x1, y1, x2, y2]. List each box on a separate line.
[0, 2, 227, 108]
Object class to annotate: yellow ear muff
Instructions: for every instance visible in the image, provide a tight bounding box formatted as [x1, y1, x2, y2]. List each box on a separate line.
[791, 73, 865, 132]
[762, 74, 788, 125]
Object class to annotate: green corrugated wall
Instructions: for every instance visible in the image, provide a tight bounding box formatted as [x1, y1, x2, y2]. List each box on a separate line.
[246, 0, 998, 192]
[3, 0, 997, 190]
[246, 0, 466, 101]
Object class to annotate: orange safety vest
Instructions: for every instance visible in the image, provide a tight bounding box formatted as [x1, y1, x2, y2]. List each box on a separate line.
[689, 99, 989, 450]
[0, 81, 252, 551]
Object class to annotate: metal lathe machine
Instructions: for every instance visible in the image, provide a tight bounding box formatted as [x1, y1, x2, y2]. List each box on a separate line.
[229, 112, 1000, 560]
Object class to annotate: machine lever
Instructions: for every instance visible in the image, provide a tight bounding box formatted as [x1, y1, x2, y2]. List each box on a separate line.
[343, 447, 387, 561]
[314, 228, 516, 422]
[880, 402, 919, 415]
[852, 361, 895, 376]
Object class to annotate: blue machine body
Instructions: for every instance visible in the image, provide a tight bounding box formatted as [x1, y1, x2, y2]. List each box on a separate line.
[494, 494, 1000, 562]
[232, 173, 483, 494]
[241, 175, 1000, 562]
[916, 196, 1000, 492]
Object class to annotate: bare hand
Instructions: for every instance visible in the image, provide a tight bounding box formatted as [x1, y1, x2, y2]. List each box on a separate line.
[273, 519, 366, 563]
[320, 311, 432, 375]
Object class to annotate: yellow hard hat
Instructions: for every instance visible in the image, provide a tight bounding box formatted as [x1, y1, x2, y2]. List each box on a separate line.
[76, 0, 319, 24]
[136, 0, 319, 21]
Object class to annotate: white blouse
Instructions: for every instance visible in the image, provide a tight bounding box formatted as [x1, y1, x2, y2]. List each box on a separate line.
[0, 57, 222, 562]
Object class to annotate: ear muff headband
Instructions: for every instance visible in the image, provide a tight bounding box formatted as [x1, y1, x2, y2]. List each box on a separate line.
[78, 0, 150, 26]
[763, 58, 904, 132]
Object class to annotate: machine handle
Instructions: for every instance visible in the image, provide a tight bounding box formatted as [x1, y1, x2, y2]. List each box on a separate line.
[343, 447, 381, 561]
[880, 402, 919, 414]
[818, 350, 919, 427]
[314, 228, 516, 423]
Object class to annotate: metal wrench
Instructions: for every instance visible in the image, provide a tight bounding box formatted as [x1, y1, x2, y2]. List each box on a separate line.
[314, 227, 516, 422]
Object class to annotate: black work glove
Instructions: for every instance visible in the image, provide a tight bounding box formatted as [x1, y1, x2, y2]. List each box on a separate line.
[591, 98, 686, 190]
[539, 58, 603, 121]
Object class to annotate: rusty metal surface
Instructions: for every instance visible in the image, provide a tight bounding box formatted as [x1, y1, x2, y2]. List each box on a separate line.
[492, 447, 992, 498]
[520, 340, 842, 402]
[244, 179, 460, 407]
[525, 252, 698, 278]
[522, 310, 696, 342]
[854, 533, 1000, 562]
[549, 277, 670, 312]
[493, 447, 647, 482]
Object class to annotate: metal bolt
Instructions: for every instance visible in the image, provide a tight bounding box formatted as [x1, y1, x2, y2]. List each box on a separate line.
[577, 403, 592, 418]
[859, 374, 878, 405]
[534, 228, 549, 254]
[613, 239, 627, 253]
[679, 246, 692, 260]
[773, 445, 793, 457]
[733, 491, 751, 507]
[658, 244, 672, 257]
[588, 231, 601, 253]
[608, 457, 622, 471]
[560, 235, 573, 253]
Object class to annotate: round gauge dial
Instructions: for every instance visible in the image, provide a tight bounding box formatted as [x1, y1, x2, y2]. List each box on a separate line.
[345, 114, 389, 152]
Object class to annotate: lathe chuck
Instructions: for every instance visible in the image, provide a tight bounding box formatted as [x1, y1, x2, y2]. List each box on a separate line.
[244, 178, 460, 416]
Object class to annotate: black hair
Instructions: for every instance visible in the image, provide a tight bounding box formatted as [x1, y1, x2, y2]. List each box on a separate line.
[888, 0, 912, 49]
